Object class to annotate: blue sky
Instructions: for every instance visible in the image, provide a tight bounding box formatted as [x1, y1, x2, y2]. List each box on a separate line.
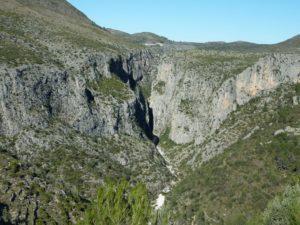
[67, 0, 300, 44]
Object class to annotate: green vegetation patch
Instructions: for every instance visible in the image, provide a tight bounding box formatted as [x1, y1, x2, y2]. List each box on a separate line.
[0, 10, 27, 36]
[153, 81, 166, 95]
[247, 184, 300, 225]
[0, 40, 44, 66]
[295, 83, 300, 95]
[192, 53, 259, 66]
[140, 84, 152, 100]
[179, 99, 195, 116]
[54, 29, 119, 52]
[277, 104, 300, 125]
[88, 76, 133, 101]
[181, 50, 262, 83]
[79, 179, 169, 225]
[0, 10, 65, 67]
[159, 126, 194, 173]
[159, 127, 178, 149]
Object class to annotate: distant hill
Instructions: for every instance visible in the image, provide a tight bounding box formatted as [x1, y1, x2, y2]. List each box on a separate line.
[275, 34, 300, 50]
[175, 35, 300, 53]
[15, 0, 92, 24]
[108, 30, 171, 45]
[131, 32, 170, 44]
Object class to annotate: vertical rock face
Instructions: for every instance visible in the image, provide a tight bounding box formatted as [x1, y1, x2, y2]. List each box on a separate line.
[150, 53, 300, 165]
[0, 50, 174, 225]
[211, 54, 300, 132]
[4, 0, 300, 224]
[0, 51, 158, 140]
[235, 54, 300, 104]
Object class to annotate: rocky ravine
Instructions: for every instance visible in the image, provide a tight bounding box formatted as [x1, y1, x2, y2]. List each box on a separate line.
[1, 48, 299, 224]
[1, 0, 300, 224]
[0, 50, 174, 224]
[0, 51, 154, 138]
[150, 52, 300, 169]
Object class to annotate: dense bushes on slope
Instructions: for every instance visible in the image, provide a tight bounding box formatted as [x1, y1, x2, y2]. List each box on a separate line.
[166, 104, 300, 225]
[247, 184, 300, 225]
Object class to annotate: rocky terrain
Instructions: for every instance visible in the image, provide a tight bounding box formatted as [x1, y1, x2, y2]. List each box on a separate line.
[0, 0, 299, 224]
[151, 52, 300, 171]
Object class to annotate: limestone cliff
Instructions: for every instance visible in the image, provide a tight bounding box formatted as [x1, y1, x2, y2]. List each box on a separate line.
[150, 52, 300, 168]
[1, 0, 300, 224]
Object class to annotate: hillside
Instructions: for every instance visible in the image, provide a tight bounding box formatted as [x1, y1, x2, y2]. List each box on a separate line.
[109, 30, 170, 45]
[0, 0, 299, 225]
[166, 85, 300, 224]
[177, 35, 300, 53]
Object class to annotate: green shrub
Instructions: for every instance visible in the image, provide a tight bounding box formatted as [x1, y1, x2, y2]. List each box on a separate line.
[225, 211, 247, 225]
[79, 179, 168, 225]
[262, 184, 300, 225]
[0, 203, 11, 225]
[159, 127, 177, 149]
[295, 83, 300, 95]
[277, 107, 294, 123]
[8, 160, 20, 174]
[0, 40, 44, 66]
[153, 81, 166, 95]
[88, 76, 132, 101]
[179, 99, 194, 116]
[247, 184, 300, 225]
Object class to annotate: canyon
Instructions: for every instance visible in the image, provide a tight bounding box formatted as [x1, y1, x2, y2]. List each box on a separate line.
[0, 0, 299, 224]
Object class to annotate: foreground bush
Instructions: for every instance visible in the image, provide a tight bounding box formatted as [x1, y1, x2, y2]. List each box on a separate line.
[79, 179, 168, 225]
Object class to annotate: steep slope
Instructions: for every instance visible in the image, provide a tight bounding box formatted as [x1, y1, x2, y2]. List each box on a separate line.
[147, 49, 300, 224]
[166, 84, 300, 224]
[14, 0, 92, 23]
[276, 35, 300, 48]
[0, 0, 300, 224]
[0, 0, 146, 68]
[0, 0, 172, 224]
[149, 51, 300, 172]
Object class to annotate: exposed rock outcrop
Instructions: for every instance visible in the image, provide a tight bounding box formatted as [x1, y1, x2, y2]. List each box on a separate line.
[150, 53, 300, 166]
[0, 48, 171, 224]
[0, 51, 159, 140]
